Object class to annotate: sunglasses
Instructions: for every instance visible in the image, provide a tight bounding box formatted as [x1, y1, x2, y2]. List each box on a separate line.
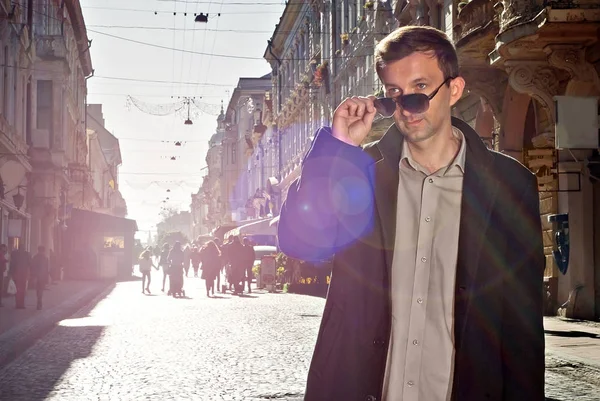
[373, 77, 455, 118]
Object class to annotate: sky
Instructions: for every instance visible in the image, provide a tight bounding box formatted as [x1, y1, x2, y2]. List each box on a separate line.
[80, 0, 287, 241]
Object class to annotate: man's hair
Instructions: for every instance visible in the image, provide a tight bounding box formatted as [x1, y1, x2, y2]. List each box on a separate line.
[375, 26, 459, 80]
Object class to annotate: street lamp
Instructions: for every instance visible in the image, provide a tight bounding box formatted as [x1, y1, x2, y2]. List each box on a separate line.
[13, 187, 24, 210]
[253, 103, 267, 135]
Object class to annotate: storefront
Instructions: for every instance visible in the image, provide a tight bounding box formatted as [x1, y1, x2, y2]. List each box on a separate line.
[0, 198, 31, 251]
[63, 209, 137, 280]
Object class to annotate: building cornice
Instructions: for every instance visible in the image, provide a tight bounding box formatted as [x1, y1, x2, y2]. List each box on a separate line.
[65, 0, 93, 76]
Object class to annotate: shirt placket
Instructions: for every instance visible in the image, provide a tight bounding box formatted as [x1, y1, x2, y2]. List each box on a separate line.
[402, 175, 439, 400]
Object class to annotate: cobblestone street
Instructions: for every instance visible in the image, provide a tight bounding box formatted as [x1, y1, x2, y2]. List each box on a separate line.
[0, 278, 598, 401]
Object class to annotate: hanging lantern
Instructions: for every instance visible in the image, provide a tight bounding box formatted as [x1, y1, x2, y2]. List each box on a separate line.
[13, 188, 24, 210]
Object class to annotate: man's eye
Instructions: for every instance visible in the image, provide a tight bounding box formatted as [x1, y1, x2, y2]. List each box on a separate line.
[416, 83, 427, 90]
[387, 88, 400, 96]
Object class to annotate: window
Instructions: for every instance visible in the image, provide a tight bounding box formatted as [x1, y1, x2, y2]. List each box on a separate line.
[37, 80, 53, 131]
[3, 47, 8, 117]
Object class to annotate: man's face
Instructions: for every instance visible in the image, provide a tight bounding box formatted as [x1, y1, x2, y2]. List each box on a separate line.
[378, 51, 464, 143]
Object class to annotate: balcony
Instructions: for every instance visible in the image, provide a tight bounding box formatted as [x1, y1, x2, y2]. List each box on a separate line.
[67, 163, 91, 183]
[35, 35, 68, 61]
[454, 0, 499, 64]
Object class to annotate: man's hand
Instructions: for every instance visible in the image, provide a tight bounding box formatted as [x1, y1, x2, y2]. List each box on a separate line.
[331, 96, 377, 147]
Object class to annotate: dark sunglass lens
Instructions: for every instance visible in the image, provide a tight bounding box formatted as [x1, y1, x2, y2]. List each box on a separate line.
[400, 93, 429, 114]
[374, 98, 396, 118]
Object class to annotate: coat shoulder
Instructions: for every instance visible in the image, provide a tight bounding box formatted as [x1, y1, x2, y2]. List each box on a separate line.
[489, 150, 536, 186]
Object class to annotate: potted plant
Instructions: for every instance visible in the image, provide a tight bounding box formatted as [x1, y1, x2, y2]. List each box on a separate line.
[364, 1, 375, 10]
[340, 33, 349, 45]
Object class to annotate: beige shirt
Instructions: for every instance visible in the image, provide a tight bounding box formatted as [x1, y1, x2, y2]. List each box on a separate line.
[382, 128, 466, 401]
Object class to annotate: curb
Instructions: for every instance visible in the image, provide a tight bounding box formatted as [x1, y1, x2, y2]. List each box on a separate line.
[0, 281, 116, 368]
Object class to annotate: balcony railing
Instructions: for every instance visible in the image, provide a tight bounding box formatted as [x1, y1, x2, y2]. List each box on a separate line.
[454, 0, 499, 45]
[35, 35, 68, 60]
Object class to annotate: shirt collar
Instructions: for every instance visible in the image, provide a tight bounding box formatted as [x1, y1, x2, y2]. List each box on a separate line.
[400, 127, 466, 176]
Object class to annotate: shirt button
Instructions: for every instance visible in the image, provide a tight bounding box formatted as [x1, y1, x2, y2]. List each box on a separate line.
[407, 381, 414, 387]
[425, 216, 431, 222]
[413, 339, 419, 345]
[417, 298, 423, 304]
[365, 396, 377, 401]
[428, 178, 434, 183]
[421, 257, 427, 263]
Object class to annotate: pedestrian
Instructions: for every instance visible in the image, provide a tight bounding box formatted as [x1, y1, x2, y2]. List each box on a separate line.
[159, 243, 170, 292]
[242, 238, 256, 293]
[213, 238, 224, 292]
[183, 244, 192, 277]
[190, 246, 201, 277]
[167, 241, 185, 297]
[30, 246, 49, 310]
[9, 244, 31, 309]
[227, 237, 246, 295]
[139, 249, 158, 294]
[277, 26, 545, 401]
[0, 244, 7, 307]
[200, 241, 221, 297]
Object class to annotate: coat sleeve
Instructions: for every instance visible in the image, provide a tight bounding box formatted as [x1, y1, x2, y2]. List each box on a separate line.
[277, 127, 375, 262]
[501, 172, 545, 400]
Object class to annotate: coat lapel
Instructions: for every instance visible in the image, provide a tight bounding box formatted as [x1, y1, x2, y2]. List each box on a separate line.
[369, 124, 403, 274]
[452, 117, 499, 350]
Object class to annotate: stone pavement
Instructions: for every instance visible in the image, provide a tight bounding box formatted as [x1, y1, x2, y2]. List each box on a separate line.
[0, 279, 114, 368]
[0, 277, 597, 401]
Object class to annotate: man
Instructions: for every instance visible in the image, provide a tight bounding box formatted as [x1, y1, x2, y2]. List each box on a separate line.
[242, 238, 256, 293]
[9, 244, 31, 309]
[30, 246, 49, 310]
[0, 244, 7, 307]
[278, 26, 545, 401]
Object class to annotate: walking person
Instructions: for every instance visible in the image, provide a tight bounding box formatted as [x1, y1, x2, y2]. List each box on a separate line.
[139, 249, 158, 294]
[278, 26, 545, 401]
[30, 246, 49, 310]
[167, 241, 185, 297]
[213, 238, 225, 292]
[159, 243, 170, 292]
[227, 237, 246, 295]
[183, 244, 192, 277]
[242, 238, 256, 293]
[200, 241, 221, 297]
[0, 244, 7, 307]
[9, 244, 31, 309]
[190, 246, 201, 277]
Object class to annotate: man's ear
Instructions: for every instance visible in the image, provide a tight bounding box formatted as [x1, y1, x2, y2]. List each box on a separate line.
[449, 76, 465, 107]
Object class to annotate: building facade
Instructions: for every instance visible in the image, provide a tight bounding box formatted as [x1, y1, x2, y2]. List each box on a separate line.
[452, 0, 600, 318]
[220, 76, 272, 223]
[0, 0, 34, 250]
[28, 0, 93, 255]
[86, 104, 127, 218]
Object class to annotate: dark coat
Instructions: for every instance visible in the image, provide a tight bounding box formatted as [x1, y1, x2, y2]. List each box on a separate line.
[278, 118, 545, 401]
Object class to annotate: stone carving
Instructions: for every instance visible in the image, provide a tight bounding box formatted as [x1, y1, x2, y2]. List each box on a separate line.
[461, 67, 507, 120]
[498, 0, 541, 33]
[506, 62, 560, 122]
[545, 45, 600, 93]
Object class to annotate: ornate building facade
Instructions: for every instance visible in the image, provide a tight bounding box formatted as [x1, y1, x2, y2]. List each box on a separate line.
[28, 0, 93, 254]
[0, 0, 34, 249]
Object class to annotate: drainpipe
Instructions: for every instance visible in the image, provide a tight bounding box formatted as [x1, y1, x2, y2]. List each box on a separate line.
[82, 69, 94, 209]
[266, 40, 284, 183]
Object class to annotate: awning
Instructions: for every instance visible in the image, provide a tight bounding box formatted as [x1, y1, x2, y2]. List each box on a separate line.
[269, 215, 279, 227]
[68, 208, 138, 232]
[224, 218, 277, 239]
